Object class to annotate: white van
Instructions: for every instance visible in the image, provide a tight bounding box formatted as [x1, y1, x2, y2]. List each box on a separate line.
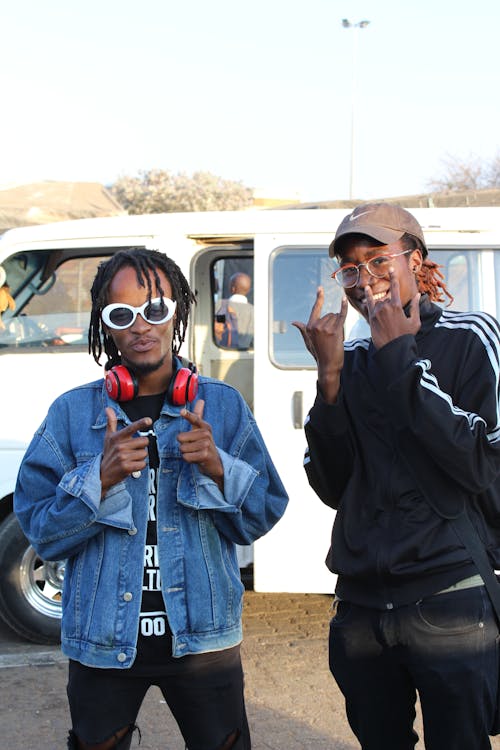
[1, 205, 500, 643]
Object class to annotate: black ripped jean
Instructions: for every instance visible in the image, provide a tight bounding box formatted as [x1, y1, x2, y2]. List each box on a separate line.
[67, 645, 250, 750]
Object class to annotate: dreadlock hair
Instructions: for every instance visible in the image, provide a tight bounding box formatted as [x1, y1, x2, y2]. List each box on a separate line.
[88, 248, 196, 368]
[400, 233, 454, 307]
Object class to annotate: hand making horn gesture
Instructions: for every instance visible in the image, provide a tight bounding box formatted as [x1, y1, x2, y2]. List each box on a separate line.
[365, 268, 421, 350]
[292, 287, 348, 404]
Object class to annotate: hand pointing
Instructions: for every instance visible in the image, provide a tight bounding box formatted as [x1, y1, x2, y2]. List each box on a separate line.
[177, 400, 224, 490]
[100, 407, 152, 495]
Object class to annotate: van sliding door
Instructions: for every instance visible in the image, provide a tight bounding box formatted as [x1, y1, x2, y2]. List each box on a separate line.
[252, 235, 346, 594]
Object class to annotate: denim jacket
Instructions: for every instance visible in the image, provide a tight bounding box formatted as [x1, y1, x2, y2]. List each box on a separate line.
[14, 375, 288, 668]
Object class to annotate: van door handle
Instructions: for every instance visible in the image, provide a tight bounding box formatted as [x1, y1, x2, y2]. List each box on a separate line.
[292, 391, 303, 429]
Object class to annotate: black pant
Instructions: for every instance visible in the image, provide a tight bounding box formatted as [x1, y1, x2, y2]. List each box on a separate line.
[329, 586, 498, 750]
[67, 645, 250, 749]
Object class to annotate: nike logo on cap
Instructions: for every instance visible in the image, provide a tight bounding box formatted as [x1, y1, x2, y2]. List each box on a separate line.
[350, 209, 373, 221]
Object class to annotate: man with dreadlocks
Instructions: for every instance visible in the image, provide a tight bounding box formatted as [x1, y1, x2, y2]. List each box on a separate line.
[293, 203, 500, 749]
[15, 248, 288, 750]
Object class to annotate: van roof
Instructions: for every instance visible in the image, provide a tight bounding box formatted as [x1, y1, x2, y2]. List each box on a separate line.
[2, 206, 500, 249]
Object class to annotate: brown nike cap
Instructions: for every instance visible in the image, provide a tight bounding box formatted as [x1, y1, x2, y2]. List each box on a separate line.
[329, 202, 428, 258]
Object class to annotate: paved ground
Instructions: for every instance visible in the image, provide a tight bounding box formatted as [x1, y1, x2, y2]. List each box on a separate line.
[1, 591, 500, 749]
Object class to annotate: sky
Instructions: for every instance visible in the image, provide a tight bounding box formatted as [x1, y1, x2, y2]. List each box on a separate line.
[1, 0, 500, 203]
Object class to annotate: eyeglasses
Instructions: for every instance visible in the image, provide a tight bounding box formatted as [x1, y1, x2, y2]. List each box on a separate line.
[101, 297, 177, 330]
[331, 249, 413, 288]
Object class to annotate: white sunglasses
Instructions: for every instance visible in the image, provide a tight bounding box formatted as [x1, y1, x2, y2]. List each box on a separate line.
[101, 297, 177, 330]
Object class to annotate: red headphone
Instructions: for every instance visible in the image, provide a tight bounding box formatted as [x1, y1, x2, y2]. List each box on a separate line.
[105, 360, 198, 406]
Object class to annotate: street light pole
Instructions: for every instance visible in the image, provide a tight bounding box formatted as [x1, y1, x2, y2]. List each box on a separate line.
[342, 19, 370, 200]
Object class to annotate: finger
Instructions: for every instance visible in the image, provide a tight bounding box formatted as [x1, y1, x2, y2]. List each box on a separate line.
[178, 428, 212, 454]
[307, 286, 325, 325]
[364, 285, 375, 318]
[291, 321, 317, 360]
[105, 407, 117, 435]
[180, 400, 205, 429]
[180, 448, 210, 464]
[119, 417, 153, 437]
[193, 399, 205, 421]
[339, 296, 349, 325]
[291, 321, 310, 347]
[388, 268, 402, 307]
[291, 321, 311, 346]
[409, 292, 421, 321]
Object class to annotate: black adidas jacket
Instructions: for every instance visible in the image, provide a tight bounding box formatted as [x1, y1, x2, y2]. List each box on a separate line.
[304, 295, 500, 608]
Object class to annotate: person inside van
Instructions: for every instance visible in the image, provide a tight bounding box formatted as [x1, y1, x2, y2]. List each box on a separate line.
[14, 248, 288, 750]
[214, 272, 254, 350]
[293, 203, 500, 749]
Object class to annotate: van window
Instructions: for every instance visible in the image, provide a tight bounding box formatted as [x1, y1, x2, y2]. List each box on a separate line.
[435, 248, 493, 313]
[0, 252, 107, 351]
[270, 247, 342, 368]
[212, 257, 254, 351]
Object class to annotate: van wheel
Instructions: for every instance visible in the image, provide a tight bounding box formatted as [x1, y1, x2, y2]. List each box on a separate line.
[0, 513, 62, 644]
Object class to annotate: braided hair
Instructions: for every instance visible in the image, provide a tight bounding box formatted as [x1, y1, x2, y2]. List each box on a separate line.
[400, 234, 454, 307]
[88, 248, 196, 368]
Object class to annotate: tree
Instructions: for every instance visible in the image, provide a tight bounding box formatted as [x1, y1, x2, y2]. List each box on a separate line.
[110, 169, 253, 214]
[427, 152, 500, 192]
[484, 153, 500, 188]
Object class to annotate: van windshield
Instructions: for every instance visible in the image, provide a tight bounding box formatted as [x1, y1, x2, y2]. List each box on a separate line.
[0, 251, 107, 351]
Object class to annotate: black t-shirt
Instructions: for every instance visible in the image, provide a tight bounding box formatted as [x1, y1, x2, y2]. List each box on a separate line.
[121, 393, 174, 671]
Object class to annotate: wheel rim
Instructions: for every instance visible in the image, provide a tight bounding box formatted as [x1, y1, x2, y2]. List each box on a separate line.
[19, 546, 64, 619]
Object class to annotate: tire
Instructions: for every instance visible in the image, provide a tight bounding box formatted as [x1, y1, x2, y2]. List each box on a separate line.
[0, 513, 62, 644]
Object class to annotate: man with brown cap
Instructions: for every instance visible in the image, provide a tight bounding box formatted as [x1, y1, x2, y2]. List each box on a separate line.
[294, 203, 500, 749]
